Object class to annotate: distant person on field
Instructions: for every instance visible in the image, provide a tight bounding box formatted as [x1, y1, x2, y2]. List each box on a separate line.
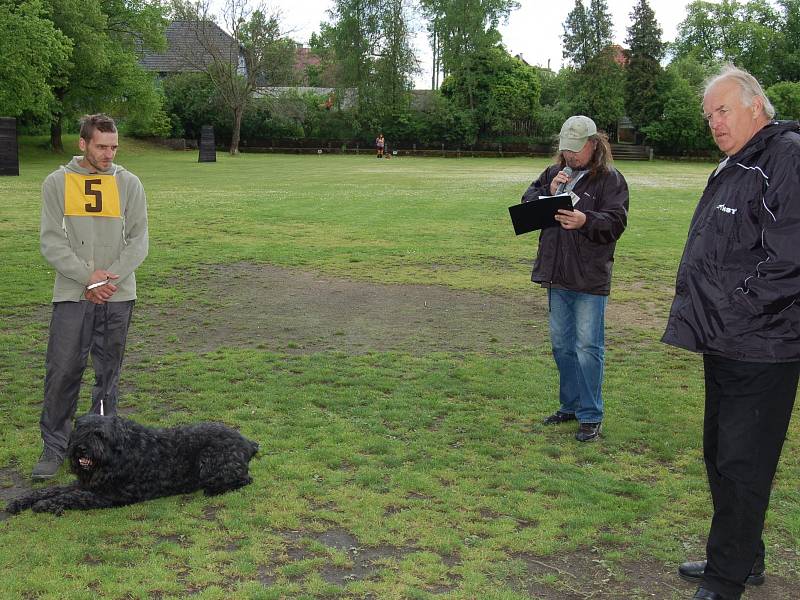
[663, 65, 800, 600]
[520, 115, 628, 442]
[376, 134, 385, 158]
[33, 113, 149, 480]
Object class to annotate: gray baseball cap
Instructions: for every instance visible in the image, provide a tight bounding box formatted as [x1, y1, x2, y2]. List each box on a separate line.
[559, 115, 597, 152]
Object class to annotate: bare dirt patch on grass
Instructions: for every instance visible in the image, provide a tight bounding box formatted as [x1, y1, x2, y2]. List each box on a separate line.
[512, 550, 797, 599]
[129, 262, 664, 361]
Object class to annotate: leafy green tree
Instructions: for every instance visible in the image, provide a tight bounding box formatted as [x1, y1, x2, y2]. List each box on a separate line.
[563, 0, 613, 68]
[766, 81, 800, 119]
[625, 0, 664, 129]
[588, 0, 614, 53]
[626, 0, 663, 59]
[173, 0, 296, 154]
[487, 55, 541, 132]
[373, 0, 418, 115]
[534, 68, 572, 139]
[668, 55, 714, 90]
[419, 0, 518, 88]
[569, 47, 625, 133]
[440, 46, 540, 136]
[161, 72, 221, 138]
[322, 0, 417, 132]
[0, 0, 71, 119]
[562, 0, 592, 68]
[413, 92, 478, 146]
[672, 0, 781, 85]
[307, 30, 339, 87]
[641, 66, 714, 153]
[625, 57, 663, 130]
[774, 0, 800, 81]
[39, 0, 168, 151]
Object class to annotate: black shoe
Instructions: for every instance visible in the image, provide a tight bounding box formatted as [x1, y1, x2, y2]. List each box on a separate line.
[542, 410, 577, 425]
[31, 447, 64, 480]
[692, 586, 739, 600]
[575, 422, 601, 442]
[678, 560, 765, 586]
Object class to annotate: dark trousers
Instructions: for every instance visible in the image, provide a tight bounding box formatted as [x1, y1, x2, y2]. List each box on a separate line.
[702, 354, 799, 598]
[40, 300, 135, 454]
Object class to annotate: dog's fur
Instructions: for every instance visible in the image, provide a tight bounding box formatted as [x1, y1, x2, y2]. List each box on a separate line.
[6, 415, 259, 515]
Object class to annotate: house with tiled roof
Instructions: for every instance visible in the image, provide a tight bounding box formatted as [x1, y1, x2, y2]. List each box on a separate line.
[140, 20, 246, 77]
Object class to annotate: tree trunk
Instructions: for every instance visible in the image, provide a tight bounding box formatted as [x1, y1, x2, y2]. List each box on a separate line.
[230, 106, 243, 155]
[50, 117, 64, 154]
[431, 27, 438, 90]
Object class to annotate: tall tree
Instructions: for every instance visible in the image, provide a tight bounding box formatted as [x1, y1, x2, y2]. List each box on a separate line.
[440, 46, 540, 136]
[419, 0, 518, 88]
[41, 0, 168, 151]
[766, 80, 800, 118]
[563, 0, 613, 68]
[562, 0, 592, 68]
[673, 0, 781, 85]
[0, 0, 71, 119]
[322, 0, 417, 129]
[172, 0, 296, 154]
[774, 0, 800, 81]
[626, 0, 663, 59]
[625, 0, 664, 130]
[641, 62, 714, 153]
[587, 0, 614, 53]
[374, 0, 418, 111]
[570, 47, 626, 133]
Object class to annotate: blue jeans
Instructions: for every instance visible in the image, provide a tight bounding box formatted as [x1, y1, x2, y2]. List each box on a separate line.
[548, 288, 607, 423]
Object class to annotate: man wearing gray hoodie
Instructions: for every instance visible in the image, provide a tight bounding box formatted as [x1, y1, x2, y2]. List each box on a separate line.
[33, 114, 149, 479]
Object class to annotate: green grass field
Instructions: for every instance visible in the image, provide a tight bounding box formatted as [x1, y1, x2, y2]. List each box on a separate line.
[0, 139, 798, 599]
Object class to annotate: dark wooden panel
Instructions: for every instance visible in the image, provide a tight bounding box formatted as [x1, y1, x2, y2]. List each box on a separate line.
[0, 117, 19, 176]
[198, 125, 216, 163]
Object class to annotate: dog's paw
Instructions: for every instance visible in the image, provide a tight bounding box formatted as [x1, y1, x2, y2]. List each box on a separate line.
[31, 499, 65, 516]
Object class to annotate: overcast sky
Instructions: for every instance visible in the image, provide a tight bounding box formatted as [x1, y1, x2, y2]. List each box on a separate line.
[234, 0, 692, 88]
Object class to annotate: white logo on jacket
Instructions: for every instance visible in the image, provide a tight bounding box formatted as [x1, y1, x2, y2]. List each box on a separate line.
[716, 203, 738, 215]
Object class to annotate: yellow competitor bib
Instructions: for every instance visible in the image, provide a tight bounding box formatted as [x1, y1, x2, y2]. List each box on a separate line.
[64, 173, 121, 218]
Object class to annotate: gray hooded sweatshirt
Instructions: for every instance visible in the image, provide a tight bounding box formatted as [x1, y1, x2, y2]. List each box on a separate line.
[40, 156, 149, 302]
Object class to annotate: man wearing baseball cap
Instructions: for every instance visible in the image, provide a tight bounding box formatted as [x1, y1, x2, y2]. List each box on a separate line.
[520, 115, 629, 441]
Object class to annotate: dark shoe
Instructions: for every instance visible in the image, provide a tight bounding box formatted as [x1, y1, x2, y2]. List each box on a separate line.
[679, 560, 765, 586]
[692, 586, 739, 600]
[542, 410, 577, 425]
[31, 448, 63, 480]
[575, 422, 601, 442]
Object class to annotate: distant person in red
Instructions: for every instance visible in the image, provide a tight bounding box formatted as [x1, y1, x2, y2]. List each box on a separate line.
[375, 134, 385, 159]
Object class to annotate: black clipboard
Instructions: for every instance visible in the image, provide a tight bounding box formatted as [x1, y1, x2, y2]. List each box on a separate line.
[508, 194, 573, 235]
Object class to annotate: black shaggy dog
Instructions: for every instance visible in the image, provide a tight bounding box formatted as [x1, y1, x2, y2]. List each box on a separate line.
[6, 415, 259, 516]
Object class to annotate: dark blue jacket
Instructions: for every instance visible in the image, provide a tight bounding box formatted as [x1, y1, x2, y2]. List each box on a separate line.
[521, 165, 629, 295]
[662, 120, 800, 362]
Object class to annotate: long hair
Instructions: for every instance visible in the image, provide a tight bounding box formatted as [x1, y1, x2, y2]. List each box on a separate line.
[554, 131, 614, 177]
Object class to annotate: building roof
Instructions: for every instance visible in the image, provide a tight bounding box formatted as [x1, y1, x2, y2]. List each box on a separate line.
[140, 20, 243, 74]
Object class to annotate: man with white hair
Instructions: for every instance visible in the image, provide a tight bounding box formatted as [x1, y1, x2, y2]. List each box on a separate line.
[663, 65, 800, 599]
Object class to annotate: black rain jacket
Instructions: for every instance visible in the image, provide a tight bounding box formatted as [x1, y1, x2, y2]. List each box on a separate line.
[521, 165, 629, 295]
[662, 120, 800, 362]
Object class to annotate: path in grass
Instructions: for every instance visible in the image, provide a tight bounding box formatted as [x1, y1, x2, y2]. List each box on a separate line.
[121, 262, 669, 361]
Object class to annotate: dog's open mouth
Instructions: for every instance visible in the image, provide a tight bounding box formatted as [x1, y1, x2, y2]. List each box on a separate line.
[78, 457, 93, 469]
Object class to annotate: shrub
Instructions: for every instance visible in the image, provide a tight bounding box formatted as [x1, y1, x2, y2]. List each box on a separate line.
[766, 81, 800, 120]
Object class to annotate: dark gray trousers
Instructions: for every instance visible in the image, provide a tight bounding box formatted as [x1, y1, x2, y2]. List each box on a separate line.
[40, 300, 135, 454]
